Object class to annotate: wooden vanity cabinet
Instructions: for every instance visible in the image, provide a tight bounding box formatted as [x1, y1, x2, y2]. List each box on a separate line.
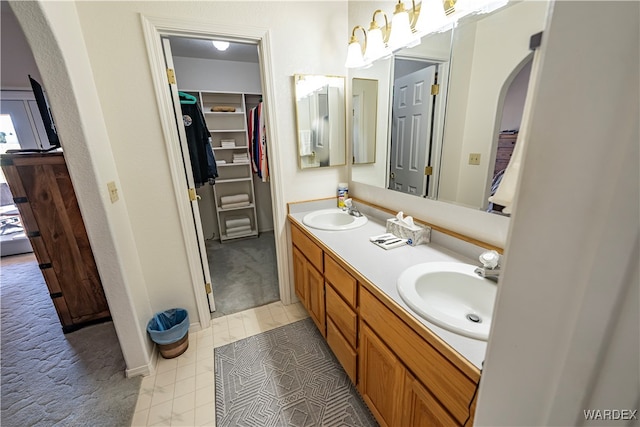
[290, 224, 325, 335]
[359, 321, 404, 427]
[289, 218, 480, 426]
[360, 286, 478, 426]
[324, 253, 358, 383]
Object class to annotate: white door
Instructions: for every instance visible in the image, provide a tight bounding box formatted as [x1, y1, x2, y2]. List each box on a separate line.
[161, 38, 216, 312]
[388, 66, 436, 196]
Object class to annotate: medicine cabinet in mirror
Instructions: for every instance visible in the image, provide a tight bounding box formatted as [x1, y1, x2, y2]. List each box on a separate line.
[350, 1, 548, 212]
[294, 74, 346, 169]
[352, 78, 378, 164]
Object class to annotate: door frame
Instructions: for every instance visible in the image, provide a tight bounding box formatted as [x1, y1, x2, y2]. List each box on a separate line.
[140, 15, 290, 329]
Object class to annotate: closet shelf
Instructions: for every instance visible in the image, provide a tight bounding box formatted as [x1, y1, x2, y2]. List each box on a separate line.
[216, 177, 252, 184]
[205, 111, 244, 116]
[216, 163, 251, 167]
[210, 129, 246, 133]
[220, 230, 258, 241]
[212, 146, 248, 151]
[217, 203, 255, 212]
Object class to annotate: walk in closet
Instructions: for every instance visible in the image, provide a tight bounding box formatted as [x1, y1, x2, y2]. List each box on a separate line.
[185, 91, 263, 241]
[168, 36, 278, 317]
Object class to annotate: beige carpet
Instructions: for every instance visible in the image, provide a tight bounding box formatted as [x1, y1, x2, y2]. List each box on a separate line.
[0, 253, 141, 427]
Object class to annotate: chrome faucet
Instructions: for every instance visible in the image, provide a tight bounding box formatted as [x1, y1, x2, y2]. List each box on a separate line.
[474, 250, 501, 282]
[343, 198, 363, 217]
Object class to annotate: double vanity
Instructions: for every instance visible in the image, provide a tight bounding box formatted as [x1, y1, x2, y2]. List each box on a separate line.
[288, 199, 500, 426]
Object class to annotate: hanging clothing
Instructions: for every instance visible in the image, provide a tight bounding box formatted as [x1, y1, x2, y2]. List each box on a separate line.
[180, 102, 218, 187]
[247, 101, 269, 182]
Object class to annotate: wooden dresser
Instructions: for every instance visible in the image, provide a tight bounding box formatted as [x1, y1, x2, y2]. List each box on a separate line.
[1, 151, 110, 332]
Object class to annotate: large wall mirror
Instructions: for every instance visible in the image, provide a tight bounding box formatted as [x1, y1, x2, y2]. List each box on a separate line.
[294, 74, 346, 169]
[350, 1, 549, 213]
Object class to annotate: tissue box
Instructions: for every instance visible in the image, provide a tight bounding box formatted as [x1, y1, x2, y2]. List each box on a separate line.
[386, 218, 431, 246]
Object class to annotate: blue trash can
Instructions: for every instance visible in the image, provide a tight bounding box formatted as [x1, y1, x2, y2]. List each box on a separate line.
[146, 308, 189, 358]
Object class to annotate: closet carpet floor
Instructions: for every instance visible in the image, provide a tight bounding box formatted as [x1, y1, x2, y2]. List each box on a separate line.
[206, 231, 280, 319]
[0, 253, 141, 427]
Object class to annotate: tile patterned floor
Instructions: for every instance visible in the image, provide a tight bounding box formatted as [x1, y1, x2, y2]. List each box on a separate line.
[131, 301, 310, 427]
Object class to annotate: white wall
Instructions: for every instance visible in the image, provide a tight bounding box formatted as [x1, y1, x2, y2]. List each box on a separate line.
[11, 0, 348, 373]
[476, 1, 639, 424]
[9, 0, 155, 376]
[0, 2, 42, 90]
[173, 56, 262, 94]
[499, 60, 532, 131]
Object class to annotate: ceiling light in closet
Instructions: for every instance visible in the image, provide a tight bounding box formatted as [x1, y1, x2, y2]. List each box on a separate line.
[212, 41, 230, 51]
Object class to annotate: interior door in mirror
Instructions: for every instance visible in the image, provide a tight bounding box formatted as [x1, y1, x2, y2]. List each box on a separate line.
[352, 78, 378, 164]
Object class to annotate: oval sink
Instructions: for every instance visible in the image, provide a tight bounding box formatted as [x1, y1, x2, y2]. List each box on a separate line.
[302, 208, 368, 231]
[397, 262, 497, 341]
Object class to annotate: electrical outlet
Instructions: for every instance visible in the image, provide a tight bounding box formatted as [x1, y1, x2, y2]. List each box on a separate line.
[107, 181, 119, 203]
[469, 153, 481, 165]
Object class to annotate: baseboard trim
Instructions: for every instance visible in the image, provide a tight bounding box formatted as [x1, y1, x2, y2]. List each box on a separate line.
[125, 345, 157, 378]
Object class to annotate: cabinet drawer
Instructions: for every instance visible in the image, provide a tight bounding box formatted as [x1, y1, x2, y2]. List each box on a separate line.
[360, 287, 477, 425]
[326, 284, 357, 347]
[324, 254, 356, 307]
[327, 317, 357, 383]
[291, 224, 323, 272]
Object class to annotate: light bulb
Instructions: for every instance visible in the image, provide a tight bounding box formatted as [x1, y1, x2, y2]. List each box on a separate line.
[212, 41, 229, 51]
[415, 0, 449, 34]
[387, 3, 413, 50]
[345, 41, 366, 68]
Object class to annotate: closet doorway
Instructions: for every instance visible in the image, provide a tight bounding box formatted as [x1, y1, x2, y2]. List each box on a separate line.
[163, 36, 279, 319]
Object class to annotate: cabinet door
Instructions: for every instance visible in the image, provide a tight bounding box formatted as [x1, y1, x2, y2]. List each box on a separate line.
[306, 264, 325, 336]
[359, 322, 404, 427]
[292, 246, 306, 304]
[402, 370, 460, 427]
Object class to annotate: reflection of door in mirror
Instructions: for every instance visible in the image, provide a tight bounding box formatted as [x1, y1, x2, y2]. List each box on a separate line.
[313, 90, 330, 167]
[352, 78, 378, 164]
[389, 59, 439, 197]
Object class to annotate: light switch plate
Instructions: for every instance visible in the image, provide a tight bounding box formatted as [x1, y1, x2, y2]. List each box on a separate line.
[107, 181, 119, 203]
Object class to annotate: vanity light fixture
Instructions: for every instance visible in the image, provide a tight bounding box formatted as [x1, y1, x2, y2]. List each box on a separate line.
[388, 0, 422, 50]
[345, 0, 509, 69]
[345, 25, 369, 69]
[364, 10, 392, 63]
[415, 0, 451, 34]
[212, 40, 230, 51]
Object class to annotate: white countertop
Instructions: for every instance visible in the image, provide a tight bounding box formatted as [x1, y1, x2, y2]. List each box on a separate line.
[289, 201, 488, 370]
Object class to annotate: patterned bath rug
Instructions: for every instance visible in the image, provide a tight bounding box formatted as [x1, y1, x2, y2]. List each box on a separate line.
[215, 317, 378, 426]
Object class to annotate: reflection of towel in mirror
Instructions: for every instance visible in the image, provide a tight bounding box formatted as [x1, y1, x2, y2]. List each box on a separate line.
[299, 130, 312, 156]
[220, 194, 249, 205]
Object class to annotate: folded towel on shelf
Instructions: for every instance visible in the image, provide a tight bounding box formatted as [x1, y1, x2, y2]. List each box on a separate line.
[221, 201, 251, 209]
[216, 160, 227, 165]
[225, 217, 251, 228]
[220, 194, 249, 205]
[233, 159, 250, 164]
[221, 142, 236, 148]
[226, 224, 252, 235]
